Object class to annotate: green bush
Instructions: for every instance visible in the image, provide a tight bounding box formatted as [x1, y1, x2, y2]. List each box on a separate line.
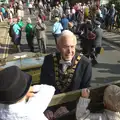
[108, 0, 120, 11]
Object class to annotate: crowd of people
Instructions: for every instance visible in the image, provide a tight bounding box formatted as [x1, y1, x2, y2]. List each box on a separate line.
[5, 0, 119, 65]
[6, 0, 119, 65]
[0, 0, 120, 120]
[0, 30, 120, 119]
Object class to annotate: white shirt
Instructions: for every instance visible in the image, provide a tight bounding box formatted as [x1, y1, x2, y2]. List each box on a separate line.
[72, 8, 75, 14]
[0, 85, 55, 120]
[28, 3, 32, 8]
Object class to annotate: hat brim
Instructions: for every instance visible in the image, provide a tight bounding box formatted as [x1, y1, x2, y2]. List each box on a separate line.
[17, 72, 32, 102]
[0, 72, 32, 104]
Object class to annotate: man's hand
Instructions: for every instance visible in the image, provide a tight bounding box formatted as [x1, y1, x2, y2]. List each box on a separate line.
[44, 110, 54, 120]
[81, 88, 90, 98]
[54, 106, 69, 118]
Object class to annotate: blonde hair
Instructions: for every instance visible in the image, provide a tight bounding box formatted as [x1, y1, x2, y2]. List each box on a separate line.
[55, 17, 60, 21]
[57, 30, 77, 45]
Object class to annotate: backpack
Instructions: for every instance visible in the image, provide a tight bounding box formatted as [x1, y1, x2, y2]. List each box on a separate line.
[9, 24, 14, 37]
[87, 30, 96, 40]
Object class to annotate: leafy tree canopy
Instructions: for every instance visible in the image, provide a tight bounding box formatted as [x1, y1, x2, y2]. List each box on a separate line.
[108, 0, 120, 11]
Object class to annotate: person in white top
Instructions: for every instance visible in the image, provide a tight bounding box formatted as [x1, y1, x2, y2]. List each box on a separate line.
[0, 65, 55, 120]
[76, 85, 120, 120]
[28, 2, 33, 14]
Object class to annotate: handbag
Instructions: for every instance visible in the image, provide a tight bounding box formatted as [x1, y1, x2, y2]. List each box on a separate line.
[87, 31, 96, 40]
[100, 47, 104, 54]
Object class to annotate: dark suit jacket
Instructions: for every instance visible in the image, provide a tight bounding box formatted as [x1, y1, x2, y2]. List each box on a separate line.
[40, 53, 92, 94]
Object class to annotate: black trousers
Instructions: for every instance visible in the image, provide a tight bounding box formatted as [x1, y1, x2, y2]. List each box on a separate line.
[29, 8, 32, 14]
[26, 36, 34, 52]
[90, 47, 101, 60]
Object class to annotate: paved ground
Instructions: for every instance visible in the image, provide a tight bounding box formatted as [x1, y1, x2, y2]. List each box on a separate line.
[1, 6, 120, 87]
[103, 30, 120, 47]
[0, 22, 10, 59]
[92, 42, 120, 87]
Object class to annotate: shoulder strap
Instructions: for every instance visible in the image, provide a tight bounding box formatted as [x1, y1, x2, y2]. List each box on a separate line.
[54, 23, 61, 33]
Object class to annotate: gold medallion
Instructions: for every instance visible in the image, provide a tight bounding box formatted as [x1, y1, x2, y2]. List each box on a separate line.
[53, 54, 81, 92]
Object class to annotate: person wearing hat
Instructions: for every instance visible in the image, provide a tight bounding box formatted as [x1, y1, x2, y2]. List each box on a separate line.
[92, 20, 103, 65]
[52, 17, 63, 45]
[25, 17, 34, 52]
[76, 85, 120, 120]
[0, 66, 55, 120]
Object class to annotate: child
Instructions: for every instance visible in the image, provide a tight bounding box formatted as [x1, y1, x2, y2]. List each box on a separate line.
[76, 85, 120, 120]
[0, 66, 55, 120]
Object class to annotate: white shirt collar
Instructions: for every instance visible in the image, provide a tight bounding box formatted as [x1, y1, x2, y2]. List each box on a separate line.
[59, 59, 72, 66]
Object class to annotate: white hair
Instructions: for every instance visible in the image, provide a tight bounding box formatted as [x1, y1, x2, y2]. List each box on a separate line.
[104, 85, 120, 112]
[112, 4, 115, 7]
[57, 30, 77, 45]
[27, 17, 31, 23]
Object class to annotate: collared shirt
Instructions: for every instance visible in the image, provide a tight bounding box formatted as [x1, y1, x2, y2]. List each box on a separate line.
[59, 59, 72, 66]
[52, 22, 63, 34]
[59, 58, 72, 72]
[0, 85, 55, 120]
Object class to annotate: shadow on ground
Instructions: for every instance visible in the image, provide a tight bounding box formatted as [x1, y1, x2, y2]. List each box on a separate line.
[94, 63, 120, 74]
[102, 43, 115, 51]
[92, 76, 120, 84]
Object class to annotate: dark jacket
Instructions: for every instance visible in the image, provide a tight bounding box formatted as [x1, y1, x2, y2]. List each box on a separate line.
[40, 53, 92, 94]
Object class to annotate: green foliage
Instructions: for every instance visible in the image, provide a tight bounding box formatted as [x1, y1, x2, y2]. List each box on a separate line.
[108, 0, 120, 11]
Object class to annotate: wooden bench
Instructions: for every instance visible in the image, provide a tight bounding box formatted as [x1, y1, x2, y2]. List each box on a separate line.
[0, 52, 45, 84]
[48, 81, 120, 120]
[1, 53, 120, 119]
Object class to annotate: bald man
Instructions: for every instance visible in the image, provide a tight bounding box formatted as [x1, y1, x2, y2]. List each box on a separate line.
[40, 30, 92, 93]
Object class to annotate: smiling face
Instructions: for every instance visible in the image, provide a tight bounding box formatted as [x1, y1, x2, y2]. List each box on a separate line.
[57, 34, 77, 61]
